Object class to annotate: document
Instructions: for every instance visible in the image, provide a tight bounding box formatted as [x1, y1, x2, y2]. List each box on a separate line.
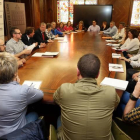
[32, 53, 44, 57]
[106, 40, 117, 43]
[112, 53, 121, 58]
[23, 80, 42, 89]
[109, 63, 124, 72]
[43, 52, 59, 55]
[112, 44, 120, 47]
[100, 77, 128, 90]
[107, 44, 120, 47]
[106, 43, 113, 46]
[112, 47, 122, 51]
[32, 52, 59, 57]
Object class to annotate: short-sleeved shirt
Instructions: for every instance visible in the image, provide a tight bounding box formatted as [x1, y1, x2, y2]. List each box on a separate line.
[0, 81, 43, 137]
[53, 78, 120, 140]
[6, 38, 27, 56]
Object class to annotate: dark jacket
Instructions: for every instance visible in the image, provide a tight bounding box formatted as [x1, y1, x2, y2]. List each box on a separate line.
[33, 28, 49, 45]
[21, 33, 39, 50]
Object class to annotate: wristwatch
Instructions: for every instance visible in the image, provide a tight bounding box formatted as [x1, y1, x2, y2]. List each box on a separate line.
[130, 94, 138, 101]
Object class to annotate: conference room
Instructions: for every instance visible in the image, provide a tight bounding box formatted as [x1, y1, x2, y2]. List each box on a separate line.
[0, 0, 140, 140]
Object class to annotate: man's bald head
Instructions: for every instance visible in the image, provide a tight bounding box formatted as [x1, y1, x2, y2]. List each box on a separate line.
[0, 39, 6, 52]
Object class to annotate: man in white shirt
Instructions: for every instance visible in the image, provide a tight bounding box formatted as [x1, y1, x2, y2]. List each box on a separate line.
[101, 21, 117, 37]
[112, 22, 125, 40]
[88, 20, 100, 32]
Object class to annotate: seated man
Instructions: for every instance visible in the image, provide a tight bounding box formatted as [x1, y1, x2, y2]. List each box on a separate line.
[0, 52, 44, 137]
[6, 27, 35, 58]
[51, 22, 64, 36]
[87, 20, 100, 32]
[101, 21, 117, 37]
[22, 27, 46, 49]
[123, 81, 140, 125]
[112, 22, 125, 40]
[33, 22, 53, 45]
[0, 38, 25, 67]
[54, 53, 120, 140]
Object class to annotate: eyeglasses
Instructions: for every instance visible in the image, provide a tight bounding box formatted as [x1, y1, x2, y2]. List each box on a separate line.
[14, 32, 21, 34]
[0, 44, 5, 46]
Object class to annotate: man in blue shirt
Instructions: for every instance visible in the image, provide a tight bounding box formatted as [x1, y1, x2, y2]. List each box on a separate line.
[101, 21, 117, 37]
[51, 22, 64, 36]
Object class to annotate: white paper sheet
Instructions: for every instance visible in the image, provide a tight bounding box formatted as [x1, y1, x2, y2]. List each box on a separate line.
[112, 47, 122, 51]
[23, 81, 42, 89]
[44, 52, 59, 55]
[109, 63, 124, 72]
[32, 53, 44, 57]
[100, 77, 128, 90]
[112, 53, 121, 58]
[106, 40, 117, 43]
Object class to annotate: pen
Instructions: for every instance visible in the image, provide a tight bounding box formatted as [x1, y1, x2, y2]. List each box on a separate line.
[29, 83, 33, 87]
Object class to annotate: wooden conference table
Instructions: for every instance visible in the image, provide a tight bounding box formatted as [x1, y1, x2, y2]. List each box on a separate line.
[18, 32, 126, 104]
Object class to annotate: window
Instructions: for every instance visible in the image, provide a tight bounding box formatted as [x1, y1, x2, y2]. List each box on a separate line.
[130, 0, 140, 27]
[57, 0, 98, 23]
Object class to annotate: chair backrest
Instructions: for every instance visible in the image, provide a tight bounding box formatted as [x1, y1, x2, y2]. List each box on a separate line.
[49, 125, 57, 140]
[111, 120, 132, 140]
[114, 117, 140, 140]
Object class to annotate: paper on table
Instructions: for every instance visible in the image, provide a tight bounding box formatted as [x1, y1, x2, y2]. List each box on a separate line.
[112, 47, 122, 51]
[100, 77, 128, 90]
[23, 81, 42, 89]
[106, 40, 117, 43]
[106, 43, 112, 46]
[109, 63, 124, 72]
[44, 52, 59, 55]
[32, 53, 44, 57]
[112, 53, 121, 58]
[112, 44, 120, 47]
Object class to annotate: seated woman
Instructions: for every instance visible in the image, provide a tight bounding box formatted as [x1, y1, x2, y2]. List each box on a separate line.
[120, 29, 139, 56]
[64, 21, 73, 32]
[0, 52, 43, 137]
[75, 20, 85, 31]
[100, 21, 108, 31]
[57, 22, 66, 33]
[45, 23, 56, 39]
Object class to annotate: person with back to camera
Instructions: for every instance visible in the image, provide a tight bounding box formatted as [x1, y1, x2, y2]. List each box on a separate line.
[0, 52, 44, 137]
[54, 53, 120, 140]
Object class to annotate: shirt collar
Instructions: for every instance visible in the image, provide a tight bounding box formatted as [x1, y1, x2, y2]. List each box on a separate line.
[26, 35, 30, 40]
[11, 38, 19, 44]
[76, 78, 97, 85]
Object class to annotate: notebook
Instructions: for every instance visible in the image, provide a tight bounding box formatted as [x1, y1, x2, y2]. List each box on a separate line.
[100, 77, 128, 90]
